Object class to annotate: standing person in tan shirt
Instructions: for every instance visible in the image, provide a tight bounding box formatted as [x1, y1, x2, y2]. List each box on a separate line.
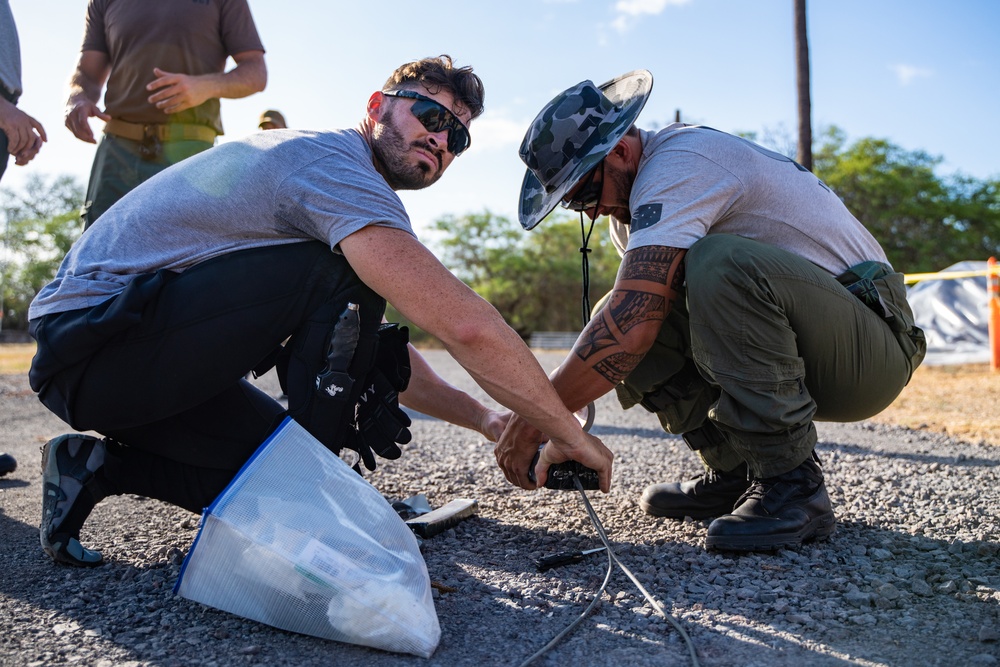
[64, 0, 267, 229]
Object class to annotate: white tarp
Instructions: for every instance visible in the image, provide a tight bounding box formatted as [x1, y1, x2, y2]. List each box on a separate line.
[907, 260, 992, 366]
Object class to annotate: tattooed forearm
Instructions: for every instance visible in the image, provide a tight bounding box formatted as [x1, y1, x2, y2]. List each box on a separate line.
[670, 255, 686, 293]
[575, 315, 617, 359]
[619, 246, 684, 283]
[594, 351, 644, 385]
[610, 290, 665, 334]
[571, 245, 684, 386]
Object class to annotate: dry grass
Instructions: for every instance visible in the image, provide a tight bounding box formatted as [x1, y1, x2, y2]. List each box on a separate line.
[869, 363, 1000, 446]
[1, 343, 997, 446]
[0, 343, 35, 375]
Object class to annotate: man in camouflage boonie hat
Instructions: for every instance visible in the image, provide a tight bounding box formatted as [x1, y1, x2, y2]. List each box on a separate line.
[518, 70, 652, 230]
[500, 69, 925, 554]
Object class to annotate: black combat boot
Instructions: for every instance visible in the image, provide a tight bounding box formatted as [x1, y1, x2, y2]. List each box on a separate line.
[640, 462, 750, 519]
[705, 453, 835, 551]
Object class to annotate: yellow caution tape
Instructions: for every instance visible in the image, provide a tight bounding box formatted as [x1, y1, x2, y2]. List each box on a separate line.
[903, 268, 998, 285]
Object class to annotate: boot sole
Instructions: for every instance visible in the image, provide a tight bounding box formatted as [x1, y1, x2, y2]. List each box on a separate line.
[705, 512, 837, 551]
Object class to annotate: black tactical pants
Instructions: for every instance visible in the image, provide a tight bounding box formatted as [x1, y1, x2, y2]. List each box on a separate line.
[29, 241, 384, 511]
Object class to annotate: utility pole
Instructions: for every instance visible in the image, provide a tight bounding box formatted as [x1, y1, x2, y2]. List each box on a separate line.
[794, 0, 813, 171]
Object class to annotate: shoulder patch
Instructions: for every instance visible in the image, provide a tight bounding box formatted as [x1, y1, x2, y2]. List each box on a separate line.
[630, 203, 663, 232]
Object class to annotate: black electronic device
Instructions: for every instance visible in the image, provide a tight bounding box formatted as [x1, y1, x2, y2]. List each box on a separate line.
[526, 401, 600, 490]
[527, 447, 600, 490]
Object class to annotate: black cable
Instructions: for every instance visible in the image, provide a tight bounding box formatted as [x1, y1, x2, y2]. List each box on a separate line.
[518, 213, 700, 666]
[572, 478, 700, 667]
[516, 476, 701, 667]
[517, 541, 614, 667]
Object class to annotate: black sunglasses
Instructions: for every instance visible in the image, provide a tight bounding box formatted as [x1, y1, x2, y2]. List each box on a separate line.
[381, 89, 472, 156]
[561, 161, 605, 211]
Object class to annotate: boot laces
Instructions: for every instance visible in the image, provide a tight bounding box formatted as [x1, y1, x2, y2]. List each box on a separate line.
[735, 478, 775, 506]
[737, 460, 821, 507]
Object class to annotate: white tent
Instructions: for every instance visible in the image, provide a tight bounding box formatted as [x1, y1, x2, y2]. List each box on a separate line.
[906, 260, 992, 366]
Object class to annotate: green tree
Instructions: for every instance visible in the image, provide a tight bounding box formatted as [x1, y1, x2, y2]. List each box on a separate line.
[424, 209, 620, 339]
[1, 174, 84, 330]
[813, 128, 1000, 272]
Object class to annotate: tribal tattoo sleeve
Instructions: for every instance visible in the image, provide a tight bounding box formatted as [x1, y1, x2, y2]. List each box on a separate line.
[574, 245, 685, 385]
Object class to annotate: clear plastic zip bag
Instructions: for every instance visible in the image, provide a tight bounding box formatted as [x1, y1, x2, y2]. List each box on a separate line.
[175, 417, 440, 658]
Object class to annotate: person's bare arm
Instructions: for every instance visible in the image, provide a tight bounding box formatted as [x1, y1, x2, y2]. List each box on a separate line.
[0, 98, 46, 163]
[146, 50, 266, 115]
[339, 225, 613, 492]
[64, 50, 111, 144]
[495, 245, 687, 488]
[400, 343, 510, 442]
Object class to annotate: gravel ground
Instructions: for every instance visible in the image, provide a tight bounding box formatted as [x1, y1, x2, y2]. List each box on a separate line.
[1, 349, 999, 667]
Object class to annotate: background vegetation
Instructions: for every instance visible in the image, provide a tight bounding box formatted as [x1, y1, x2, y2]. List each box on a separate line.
[1, 174, 84, 331]
[3, 127, 999, 341]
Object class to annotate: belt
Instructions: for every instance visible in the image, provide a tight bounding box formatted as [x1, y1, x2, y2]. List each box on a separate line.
[104, 118, 217, 144]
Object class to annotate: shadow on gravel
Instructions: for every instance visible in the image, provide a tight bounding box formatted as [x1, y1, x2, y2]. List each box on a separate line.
[4, 478, 998, 666]
[420, 503, 1000, 666]
[0, 507, 285, 666]
[821, 440, 1000, 468]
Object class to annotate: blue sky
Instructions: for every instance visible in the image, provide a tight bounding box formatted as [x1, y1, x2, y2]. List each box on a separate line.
[4, 0, 999, 236]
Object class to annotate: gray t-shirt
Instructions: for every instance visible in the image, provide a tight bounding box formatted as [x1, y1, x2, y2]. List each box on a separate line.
[609, 125, 888, 275]
[0, 0, 23, 99]
[30, 128, 413, 319]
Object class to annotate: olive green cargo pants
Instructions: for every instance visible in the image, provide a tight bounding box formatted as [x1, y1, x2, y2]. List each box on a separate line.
[611, 235, 926, 478]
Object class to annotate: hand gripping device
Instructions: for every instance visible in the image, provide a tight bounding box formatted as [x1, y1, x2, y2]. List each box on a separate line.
[527, 402, 600, 490]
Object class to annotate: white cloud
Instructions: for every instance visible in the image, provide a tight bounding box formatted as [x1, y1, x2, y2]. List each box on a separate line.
[612, 0, 691, 33]
[890, 64, 933, 86]
[616, 0, 678, 14]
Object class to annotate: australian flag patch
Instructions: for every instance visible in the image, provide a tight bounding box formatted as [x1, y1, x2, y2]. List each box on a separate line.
[630, 203, 663, 232]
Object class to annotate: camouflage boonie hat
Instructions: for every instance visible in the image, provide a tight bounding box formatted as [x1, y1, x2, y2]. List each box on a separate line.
[518, 70, 653, 230]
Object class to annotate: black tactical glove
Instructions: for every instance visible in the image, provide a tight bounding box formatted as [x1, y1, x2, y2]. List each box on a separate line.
[374, 323, 411, 392]
[347, 369, 412, 472]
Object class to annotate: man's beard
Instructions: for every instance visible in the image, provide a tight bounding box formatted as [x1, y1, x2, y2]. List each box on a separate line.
[606, 164, 633, 226]
[371, 106, 443, 191]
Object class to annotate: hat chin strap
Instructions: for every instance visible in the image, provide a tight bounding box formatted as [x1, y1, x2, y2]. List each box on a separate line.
[578, 212, 596, 326]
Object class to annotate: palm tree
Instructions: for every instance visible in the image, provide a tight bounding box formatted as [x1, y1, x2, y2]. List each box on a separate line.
[794, 0, 813, 171]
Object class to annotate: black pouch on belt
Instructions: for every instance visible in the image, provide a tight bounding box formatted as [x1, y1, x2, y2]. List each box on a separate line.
[276, 300, 379, 455]
[836, 260, 927, 374]
[271, 299, 414, 474]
